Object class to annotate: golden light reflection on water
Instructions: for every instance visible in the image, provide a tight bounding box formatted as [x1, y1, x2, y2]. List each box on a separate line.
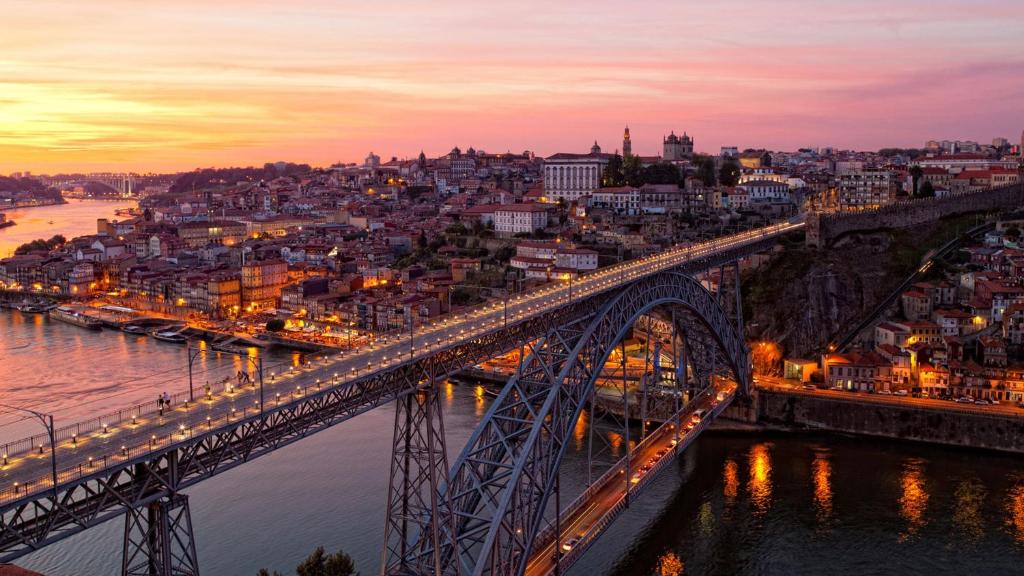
[607, 431, 623, 456]
[656, 551, 684, 576]
[573, 409, 587, 450]
[747, 443, 772, 516]
[812, 450, 833, 523]
[723, 459, 738, 502]
[899, 459, 929, 541]
[474, 385, 485, 417]
[952, 478, 986, 542]
[1006, 481, 1024, 544]
[697, 500, 715, 535]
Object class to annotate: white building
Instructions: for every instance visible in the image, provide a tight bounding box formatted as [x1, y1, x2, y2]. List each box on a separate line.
[543, 143, 612, 203]
[739, 179, 791, 204]
[494, 204, 551, 236]
[555, 248, 598, 271]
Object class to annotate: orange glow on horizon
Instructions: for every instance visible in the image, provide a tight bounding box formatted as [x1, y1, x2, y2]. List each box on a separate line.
[2, 1, 1022, 173]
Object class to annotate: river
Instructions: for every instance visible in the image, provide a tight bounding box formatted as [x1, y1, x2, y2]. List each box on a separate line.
[0, 199, 137, 258]
[3, 203, 1024, 576]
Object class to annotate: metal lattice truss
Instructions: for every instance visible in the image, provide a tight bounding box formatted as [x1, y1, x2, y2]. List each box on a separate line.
[1, 235, 770, 565]
[410, 272, 749, 576]
[122, 493, 198, 576]
[382, 382, 456, 576]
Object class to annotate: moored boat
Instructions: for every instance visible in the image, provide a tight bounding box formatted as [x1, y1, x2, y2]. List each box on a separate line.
[151, 329, 187, 343]
[49, 306, 102, 330]
[123, 324, 148, 334]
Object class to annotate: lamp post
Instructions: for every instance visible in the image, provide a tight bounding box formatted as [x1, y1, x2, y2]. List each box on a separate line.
[0, 403, 57, 498]
[185, 339, 203, 403]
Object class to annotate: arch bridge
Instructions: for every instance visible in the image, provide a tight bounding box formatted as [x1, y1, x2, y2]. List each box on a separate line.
[0, 220, 804, 575]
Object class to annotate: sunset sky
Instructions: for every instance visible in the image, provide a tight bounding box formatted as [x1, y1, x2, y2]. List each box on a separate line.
[2, 0, 1023, 173]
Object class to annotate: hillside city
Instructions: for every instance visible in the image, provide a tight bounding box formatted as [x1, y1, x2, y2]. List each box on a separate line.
[2, 130, 1024, 406]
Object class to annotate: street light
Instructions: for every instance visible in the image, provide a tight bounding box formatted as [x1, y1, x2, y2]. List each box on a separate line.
[185, 339, 203, 403]
[0, 403, 57, 498]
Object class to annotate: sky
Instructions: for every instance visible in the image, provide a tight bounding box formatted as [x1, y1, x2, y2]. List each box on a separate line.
[1, 0, 1023, 173]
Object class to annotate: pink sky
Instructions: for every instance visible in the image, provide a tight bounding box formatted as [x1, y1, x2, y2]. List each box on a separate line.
[1, 0, 1022, 173]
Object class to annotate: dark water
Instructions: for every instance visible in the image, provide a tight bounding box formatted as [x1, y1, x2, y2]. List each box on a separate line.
[3, 313, 1024, 576]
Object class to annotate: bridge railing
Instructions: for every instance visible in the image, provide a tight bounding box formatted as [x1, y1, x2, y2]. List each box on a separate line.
[0, 366, 342, 506]
[0, 357, 304, 462]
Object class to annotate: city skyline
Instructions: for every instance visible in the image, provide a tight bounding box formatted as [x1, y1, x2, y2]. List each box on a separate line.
[2, 0, 1023, 173]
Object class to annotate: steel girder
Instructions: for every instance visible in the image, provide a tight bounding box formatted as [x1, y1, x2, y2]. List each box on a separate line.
[413, 271, 749, 576]
[122, 493, 199, 576]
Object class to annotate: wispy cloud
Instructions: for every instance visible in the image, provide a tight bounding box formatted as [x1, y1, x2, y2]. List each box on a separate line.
[0, 0, 1022, 171]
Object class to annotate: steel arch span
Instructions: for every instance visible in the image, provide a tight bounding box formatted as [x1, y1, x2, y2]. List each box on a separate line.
[405, 271, 749, 576]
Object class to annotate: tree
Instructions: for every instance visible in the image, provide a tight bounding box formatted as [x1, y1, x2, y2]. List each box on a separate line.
[917, 180, 936, 198]
[622, 154, 644, 187]
[1006, 226, 1021, 242]
[444, 222, 467, 236]
[294, 546, 356, 576]
[601, 154, 625, 187]
[695, 155, 717, 187]
[909, 165, 923, 197]
[641, 162, 682, 186]
[266, 319, 286, 332]
[260, 546, 356, 576]
[718, 160, 740, 186]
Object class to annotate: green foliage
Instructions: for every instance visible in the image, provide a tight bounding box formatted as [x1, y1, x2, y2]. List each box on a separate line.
[445, 222, 468, 236]
[266, 319, 286, 332]
[259, 546, 356, 576]
[694, 154, 717, 187]
[915, 181, 936, 198]
[450, 286, 482, 306]
[718, 160, 740, 186]
[641, 162, 682, 185]
[492, 245, 514, 262]
[14, 234, 67, 255]
[601, 154, 625, 186]
[622, 155, 644, 187]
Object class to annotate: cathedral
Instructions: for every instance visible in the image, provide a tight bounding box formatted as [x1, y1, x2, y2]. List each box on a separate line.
[663, 131, 694, 161]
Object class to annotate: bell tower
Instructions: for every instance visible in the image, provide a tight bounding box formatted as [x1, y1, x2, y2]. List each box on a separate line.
[623, 126, 632, 157]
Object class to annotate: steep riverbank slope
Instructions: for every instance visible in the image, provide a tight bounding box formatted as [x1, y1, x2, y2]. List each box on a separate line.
[743, 214, 981, 359]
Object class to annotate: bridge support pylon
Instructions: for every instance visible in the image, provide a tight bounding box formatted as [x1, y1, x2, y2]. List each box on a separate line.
[122, 493, 199, 576]
[382, 381, 453, 576]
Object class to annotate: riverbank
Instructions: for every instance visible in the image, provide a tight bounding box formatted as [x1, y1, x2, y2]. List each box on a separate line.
[721, 387, 1024, 454]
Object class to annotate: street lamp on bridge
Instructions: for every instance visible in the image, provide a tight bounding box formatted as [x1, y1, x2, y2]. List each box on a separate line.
[0, 403, 57, 499]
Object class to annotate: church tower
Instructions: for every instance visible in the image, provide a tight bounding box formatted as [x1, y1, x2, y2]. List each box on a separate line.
[623, 126, 632, 157]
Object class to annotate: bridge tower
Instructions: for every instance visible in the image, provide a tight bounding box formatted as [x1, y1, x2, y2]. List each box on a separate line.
[122, 494, 199, 576]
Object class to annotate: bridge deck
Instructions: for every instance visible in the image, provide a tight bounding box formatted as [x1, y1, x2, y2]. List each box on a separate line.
[523, 385, 735, 576]
[1, 221, 800, 511]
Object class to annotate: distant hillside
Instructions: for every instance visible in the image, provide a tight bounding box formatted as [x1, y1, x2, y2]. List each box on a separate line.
[0, 176, 49, 194]
[169, 163, 312, 194]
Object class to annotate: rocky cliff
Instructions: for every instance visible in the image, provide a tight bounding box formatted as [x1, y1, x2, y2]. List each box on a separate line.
[743, 215, 975, 359]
